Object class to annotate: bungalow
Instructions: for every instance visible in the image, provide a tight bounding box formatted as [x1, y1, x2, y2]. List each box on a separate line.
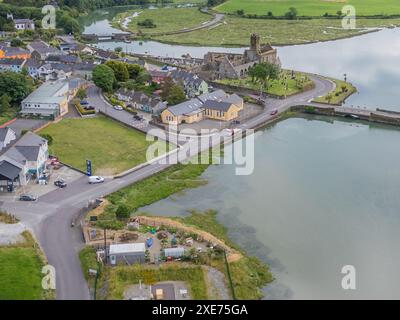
[0, 132, 48, 191]
[161, 89, 244, 125]
[170, 70, 209, 98]
[0, 128, 17, 151]
[0, 58, 26, 72]
[14, 19, 35, 31]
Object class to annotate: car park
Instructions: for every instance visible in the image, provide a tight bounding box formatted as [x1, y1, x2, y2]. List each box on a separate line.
[88, 176, 105, 184]
[19, 194, 37, 201]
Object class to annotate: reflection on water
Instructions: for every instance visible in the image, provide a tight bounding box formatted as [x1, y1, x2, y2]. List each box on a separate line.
[142, 116, 400, 299]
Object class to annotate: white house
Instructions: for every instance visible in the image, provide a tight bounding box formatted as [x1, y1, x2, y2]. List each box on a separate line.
[0, 132, 48, 190]
[0, 128, 16, 151]
[14, 19, 35, 31]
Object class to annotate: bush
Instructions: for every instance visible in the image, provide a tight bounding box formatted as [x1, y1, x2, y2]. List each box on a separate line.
[39, 133, 53, 146]
[116, 205, 130, 220]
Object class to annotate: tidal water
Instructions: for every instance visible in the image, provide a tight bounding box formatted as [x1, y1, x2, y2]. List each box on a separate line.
[82, 10, 400, 299]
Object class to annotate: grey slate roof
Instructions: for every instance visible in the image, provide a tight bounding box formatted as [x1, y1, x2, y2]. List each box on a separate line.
[15, 131, 47, 147]
[25, 58, 41, 68]
[167, 99, 203, 116]
[0, 160, 21, 180]
[197, 89, 227, 103]
[0, 58, 25, 66]
[0, 128, 10, 142]
[203, 100, 233, 112]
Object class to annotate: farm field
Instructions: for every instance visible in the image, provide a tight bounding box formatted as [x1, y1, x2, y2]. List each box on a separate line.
[216, 0, 400, 17]
[153, 16, 400, 46]
[112, 7, 212, 34]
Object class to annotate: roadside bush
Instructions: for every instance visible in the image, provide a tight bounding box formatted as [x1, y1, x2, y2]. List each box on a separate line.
[39, 133, 53, 146]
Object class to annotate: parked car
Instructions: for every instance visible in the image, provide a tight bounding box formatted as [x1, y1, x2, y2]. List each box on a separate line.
[113, 105, 123, 111]
[19, 194, 37, 201]
[54, 179, 67, 188]
[88, 176, 105, 184]
[84, 105, 95, 110]
[133, 115, 143, 121]
[231, 120, 240, 125]
[270, 109, 278, 115]
[80, 100, 89, 105]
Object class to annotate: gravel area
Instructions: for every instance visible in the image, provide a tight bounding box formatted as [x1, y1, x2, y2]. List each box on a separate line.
[0, 222, 26, 245]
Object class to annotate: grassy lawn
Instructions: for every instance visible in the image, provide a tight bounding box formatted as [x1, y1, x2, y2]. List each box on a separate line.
[0, 232, 51, 300]
[40, 115, 169, 175]
[107, 160, 211, 212]
[153, 16, 400, 46]
[112, 7, 212, 34]
[216, 70, 314, 96]
[313, 78, 357, 104]
[216, 0, 400, 16]
[0, 109, 17, 126]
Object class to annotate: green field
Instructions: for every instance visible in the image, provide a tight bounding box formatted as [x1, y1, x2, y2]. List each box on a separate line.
[216, 0, 400, 16]
[0, 232, 48, 300]
[40, 116, 168, 175]
[113, 7, 212, 34]
[153, 16, 400, 46]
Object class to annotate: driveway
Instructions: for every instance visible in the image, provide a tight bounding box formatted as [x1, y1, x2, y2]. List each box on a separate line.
[9, 119, 48, 136]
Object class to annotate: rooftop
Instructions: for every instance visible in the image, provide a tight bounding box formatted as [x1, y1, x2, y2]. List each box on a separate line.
[168, 98, 204, 116]
[109, 243, 146, 254]
[22, 80, 69, 105]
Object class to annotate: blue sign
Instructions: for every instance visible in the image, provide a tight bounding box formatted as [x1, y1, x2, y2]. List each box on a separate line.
[86, 160, 92, 176]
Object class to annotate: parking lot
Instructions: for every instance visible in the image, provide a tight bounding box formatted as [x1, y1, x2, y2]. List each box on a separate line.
[0, 165, 84, 201]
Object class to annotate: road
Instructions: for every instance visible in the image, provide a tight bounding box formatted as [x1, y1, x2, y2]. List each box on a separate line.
[0, 74, 334, 300]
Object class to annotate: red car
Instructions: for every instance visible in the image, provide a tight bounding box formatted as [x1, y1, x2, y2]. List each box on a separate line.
[270, 109, 278, 115]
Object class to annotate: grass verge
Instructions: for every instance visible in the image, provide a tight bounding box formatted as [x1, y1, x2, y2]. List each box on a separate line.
[313, 78, 357, 105]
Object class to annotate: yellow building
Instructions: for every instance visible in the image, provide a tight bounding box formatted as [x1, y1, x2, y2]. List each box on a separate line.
[161, 90, 244, 125]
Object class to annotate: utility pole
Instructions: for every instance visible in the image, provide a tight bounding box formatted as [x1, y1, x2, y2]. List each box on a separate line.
[103, 228, 107, 264]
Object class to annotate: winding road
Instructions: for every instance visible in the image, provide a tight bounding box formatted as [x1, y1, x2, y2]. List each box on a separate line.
[0, 74, 334, 300]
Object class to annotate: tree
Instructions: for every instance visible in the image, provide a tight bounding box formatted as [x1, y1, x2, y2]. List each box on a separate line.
[135, 70, 152, 85]
[236, 10, 244, 16]
[126, 63, 142, 79]
[39, 133, 53, 146]
[58, 13, 81, 34]
[115, 205, 130, 220]
[10, 38, 24, 47]
[160, 76, 175, 100]
[0, 71, 33, 103]
[137, 19, 156, 28]
[105, 60, 129, 82]
[0, 94, 11, 113]
[248, 62, 280, 94]
[92, 64, 116, 92]
[76, 87, 87, 100]
[285, 7, 298, 20]
[114, 46, 123, 54]
[167, 85, 186, 105]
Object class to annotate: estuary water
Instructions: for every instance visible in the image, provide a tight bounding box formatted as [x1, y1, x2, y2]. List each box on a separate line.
[82, 11, 400, 299]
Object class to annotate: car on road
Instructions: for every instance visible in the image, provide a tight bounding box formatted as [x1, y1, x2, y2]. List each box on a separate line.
[270, 109, 278, 115]
[133, 115, 143, 121]
[19, 194, 37, 201]
[54, 179, 67, 188]
[88, 176, 105, 184]
[113, 105, 123, 111]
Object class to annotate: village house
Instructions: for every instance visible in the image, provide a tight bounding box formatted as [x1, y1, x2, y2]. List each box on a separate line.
[20, 78, 83, 118]
[27, 40, 64, 61]
[161, 89, 244, 125]
[24, 58, 42, 78]
[0, 46, 31, 60]
[56, 35, 80, 52]
[170, 69, 209, 98]
[13, 19, 35, 31]
[0, 58, 26, 72]
[116, 88, 167, 114]
[0, 132, 48, 191]
[0, 128, 16, 151]
[149, 70, 170, 84]
[202, 33, 280, 80]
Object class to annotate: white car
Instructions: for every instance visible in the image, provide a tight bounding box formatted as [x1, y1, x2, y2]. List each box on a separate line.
[88, 176, 105, 184]
[113, 105, 123, 111]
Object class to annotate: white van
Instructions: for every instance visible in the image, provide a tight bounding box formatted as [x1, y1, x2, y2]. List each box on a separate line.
[88, 176, 105, 184]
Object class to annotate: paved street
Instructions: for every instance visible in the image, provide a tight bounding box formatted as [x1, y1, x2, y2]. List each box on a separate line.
[0, 75, 334, 300]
